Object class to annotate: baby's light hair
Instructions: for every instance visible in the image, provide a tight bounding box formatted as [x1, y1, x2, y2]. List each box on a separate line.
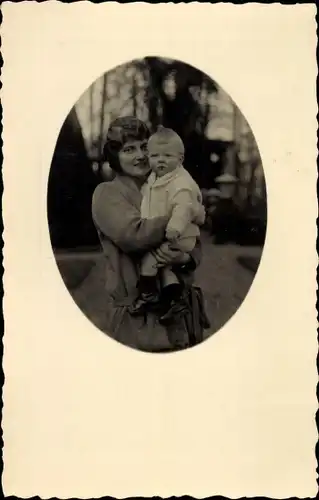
[148, 125, 185, 155]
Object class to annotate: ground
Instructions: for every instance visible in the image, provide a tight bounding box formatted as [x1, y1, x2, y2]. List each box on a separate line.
[56, 230, 263, 345]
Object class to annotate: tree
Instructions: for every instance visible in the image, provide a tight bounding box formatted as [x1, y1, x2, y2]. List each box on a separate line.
[143, 57, 219, 186]
[47, 107, 100, 249]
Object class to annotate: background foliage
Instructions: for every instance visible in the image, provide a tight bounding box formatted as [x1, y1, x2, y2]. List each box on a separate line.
[48, 57, 266, 249]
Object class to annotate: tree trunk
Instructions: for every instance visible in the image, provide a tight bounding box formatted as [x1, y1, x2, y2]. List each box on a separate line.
[47, 107, 100, 249]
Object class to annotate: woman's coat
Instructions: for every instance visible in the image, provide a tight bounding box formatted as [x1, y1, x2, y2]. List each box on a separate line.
[91, 174, 201, 351]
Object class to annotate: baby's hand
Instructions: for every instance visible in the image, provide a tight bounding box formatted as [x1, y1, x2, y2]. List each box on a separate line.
[193, 203, 206, 226]
[166, 227, 180, 242]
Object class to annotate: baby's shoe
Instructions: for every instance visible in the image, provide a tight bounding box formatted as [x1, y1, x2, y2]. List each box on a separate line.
[159, 298, 188, 325]
[129, 292, 160, 316]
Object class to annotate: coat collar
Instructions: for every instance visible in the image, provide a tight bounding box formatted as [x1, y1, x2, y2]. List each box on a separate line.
[114, 174, 143, 208]
[147, 165, 184, 188]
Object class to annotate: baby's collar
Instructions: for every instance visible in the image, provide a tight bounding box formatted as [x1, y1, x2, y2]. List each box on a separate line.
[149, 164, 183, 185]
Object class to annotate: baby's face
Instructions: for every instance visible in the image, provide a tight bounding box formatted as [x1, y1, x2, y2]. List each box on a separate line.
[148, 143, 183, 177]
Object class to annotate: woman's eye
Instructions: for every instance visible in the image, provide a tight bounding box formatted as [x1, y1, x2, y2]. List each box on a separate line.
[123, 147, 133, 153]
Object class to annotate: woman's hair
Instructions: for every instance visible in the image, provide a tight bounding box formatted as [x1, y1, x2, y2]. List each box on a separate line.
[103, 116, 151, 173]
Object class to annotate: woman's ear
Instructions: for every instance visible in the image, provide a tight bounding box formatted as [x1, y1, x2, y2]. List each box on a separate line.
[101, 162, 114, 181]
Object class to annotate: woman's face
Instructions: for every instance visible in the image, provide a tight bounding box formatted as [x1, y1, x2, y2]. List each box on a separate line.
[118, 139, 150, 179]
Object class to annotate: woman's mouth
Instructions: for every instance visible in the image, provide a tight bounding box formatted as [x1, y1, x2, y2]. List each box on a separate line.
[134, 160, 147, 168]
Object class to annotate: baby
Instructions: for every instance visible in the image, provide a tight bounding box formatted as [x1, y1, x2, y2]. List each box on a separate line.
[129, 125, 205, 323]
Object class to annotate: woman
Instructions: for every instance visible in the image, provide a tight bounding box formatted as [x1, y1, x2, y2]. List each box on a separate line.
[92, 116, 204, 352]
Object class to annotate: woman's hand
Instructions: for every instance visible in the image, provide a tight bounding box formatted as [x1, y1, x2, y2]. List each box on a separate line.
[151, 243, 189, 267]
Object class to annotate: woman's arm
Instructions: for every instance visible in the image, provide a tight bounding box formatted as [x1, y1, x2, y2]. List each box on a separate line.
[92, 182, 169, 253]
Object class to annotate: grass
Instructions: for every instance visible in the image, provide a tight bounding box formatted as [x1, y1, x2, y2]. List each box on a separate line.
[54, 230, 263, 344]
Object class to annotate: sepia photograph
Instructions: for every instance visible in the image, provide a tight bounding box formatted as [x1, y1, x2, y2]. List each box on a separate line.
[3, 3, 317, 498]
[47, 56, 267, 353]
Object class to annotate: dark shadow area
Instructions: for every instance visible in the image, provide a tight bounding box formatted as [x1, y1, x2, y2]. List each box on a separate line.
[236, 255, 261, 274]
[209, 200, 267, 246]
[55, 252, 101, 290]
[47, 107, 100, 250]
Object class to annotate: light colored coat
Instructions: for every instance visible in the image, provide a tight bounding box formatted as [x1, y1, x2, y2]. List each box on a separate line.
[91, 174, 201, 351]
[141, 165, 203, 239]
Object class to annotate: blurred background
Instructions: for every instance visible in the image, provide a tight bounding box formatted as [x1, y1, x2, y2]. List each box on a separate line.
[48, 56, 266, 250]
[47, 57, 267, 340]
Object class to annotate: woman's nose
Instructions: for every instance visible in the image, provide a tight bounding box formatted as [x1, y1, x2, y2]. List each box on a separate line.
[135, 147, 145, 160]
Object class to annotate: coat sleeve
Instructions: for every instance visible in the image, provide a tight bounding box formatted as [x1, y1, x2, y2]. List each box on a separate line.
[168, 186, 205, 233]
[167, 188, 195, 235]
[92, 182, 168, 253]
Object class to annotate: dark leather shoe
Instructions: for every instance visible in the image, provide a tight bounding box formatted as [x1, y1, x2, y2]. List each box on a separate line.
[129, 293, 160, 316]
[159, 299, 188, 325]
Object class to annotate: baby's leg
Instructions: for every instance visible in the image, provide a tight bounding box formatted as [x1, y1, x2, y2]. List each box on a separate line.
[170, 235, 197, 254]
[129, 252, 159, 316]
[139, 246, 183, 299]
[158, 237, 197, 325]
[137, 251, 160, 295]
[158, 267, 186, 325]
[161, 267, 180, 287]
[160, 236, 197, 268]
[140, 251, 160, 277]
[154, 237, 197, 293]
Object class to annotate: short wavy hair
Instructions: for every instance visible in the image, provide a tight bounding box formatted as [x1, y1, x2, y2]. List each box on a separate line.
[103, 116, 151, 173]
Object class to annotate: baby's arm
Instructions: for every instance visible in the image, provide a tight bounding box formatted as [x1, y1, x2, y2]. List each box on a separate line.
[166, 188, 194, 240]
